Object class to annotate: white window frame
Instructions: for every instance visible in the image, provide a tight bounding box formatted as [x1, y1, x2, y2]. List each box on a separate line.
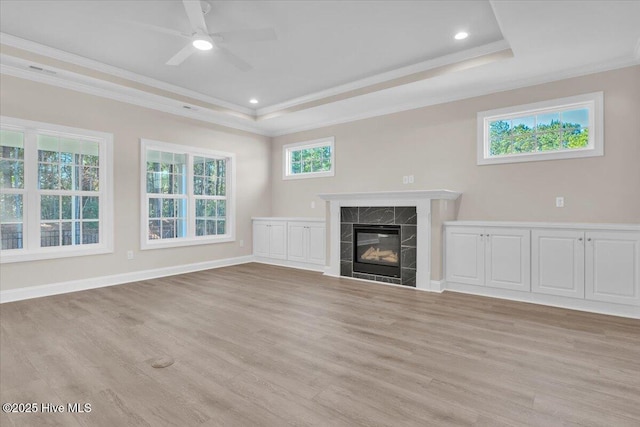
[140, 139, 236, 250]
[477, 92, 603, 165]
[283, 137, 335, 180]
[0, 116, 114, 263]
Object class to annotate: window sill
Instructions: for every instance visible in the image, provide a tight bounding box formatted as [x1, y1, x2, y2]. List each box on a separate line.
[0, 245, 113, 264]
[477, 146, 603, 165]
[141, 235, 235, 250]
[283, 170, 335, 180]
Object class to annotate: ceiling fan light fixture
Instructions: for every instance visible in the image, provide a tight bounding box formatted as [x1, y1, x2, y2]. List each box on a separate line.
[192, 37, 213, 50]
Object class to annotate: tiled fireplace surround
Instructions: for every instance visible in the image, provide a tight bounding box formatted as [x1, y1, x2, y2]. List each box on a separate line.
[340, 206, 417, 286]
[319, 190, 461, 291]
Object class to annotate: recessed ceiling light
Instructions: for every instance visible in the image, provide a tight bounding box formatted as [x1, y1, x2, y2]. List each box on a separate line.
[454, 31, 469, 40]
[249, 99, 259, 104]
[192, 38, 213, 51]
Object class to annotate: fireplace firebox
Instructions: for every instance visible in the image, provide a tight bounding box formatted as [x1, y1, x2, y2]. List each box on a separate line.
[353, 224, 401, 278]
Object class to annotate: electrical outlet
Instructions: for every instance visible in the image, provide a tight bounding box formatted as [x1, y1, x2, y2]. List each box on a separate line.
[402, 176, 409, 184]
[408, 175, 414, 184]
[239, 239, 244, 247]
[311, 201, 316, 209]
[127, 250, 134, 260]
[556, 196, 565, 208]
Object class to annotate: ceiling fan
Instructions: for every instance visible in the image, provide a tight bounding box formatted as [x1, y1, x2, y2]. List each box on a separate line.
[138, 0, 276, 71]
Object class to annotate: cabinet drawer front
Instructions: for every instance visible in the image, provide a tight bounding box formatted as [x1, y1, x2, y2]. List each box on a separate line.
[532, 229, 584, 298]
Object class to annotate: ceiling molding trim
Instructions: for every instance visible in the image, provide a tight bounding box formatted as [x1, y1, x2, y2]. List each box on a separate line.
[0, 32, 255, 116]
[256, 40, 512, 116]
[0, 55, 270, 136]
[270, 57, 639, 137]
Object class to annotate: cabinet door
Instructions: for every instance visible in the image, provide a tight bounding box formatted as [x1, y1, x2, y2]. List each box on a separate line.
[253, 221, 270, 258]
[287, 222, 307, 262]
[485, 228, 531, 291]
[445, 227, 485, 286]
[585, 231, 640, 306]
[269, 222, 287, 259]
[307, 223, 326, 265]
[531, 229, 584, 298]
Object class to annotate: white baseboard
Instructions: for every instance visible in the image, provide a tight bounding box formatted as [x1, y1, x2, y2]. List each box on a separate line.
[253, 257, 325, 272]
[444, 281, 640, 319]
[0, 255, 254, 304]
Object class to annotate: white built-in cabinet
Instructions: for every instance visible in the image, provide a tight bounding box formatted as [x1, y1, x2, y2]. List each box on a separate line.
[445, 227, 530, 291]
[253, 218, 325, 269]
[532, 229, 640, 305]
[287, 222, 326, 265]
[253, 220, 287, 259]
[446, 222, 640, 316]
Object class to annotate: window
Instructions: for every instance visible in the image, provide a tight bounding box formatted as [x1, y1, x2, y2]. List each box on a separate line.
[141, 139, 235, 249]
[477, 92, 603, 165]
[283, 137, 335, 179]
[0, 116, 113, 263]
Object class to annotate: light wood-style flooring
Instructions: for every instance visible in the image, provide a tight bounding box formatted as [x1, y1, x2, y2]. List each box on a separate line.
[1, 263, 639, 426]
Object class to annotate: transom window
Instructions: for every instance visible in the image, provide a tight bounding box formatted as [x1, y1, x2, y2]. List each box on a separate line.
[283, 137, 335, 179]
[141, 139, 235, 249]
[477, 92, 603, 165]
[0, 116, 113, 263]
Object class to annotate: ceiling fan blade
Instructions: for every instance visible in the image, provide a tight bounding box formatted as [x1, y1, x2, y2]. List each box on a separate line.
[166, 43, 196, 66]
[182, 0, 209, 34]
[216, 46, 253, 72]
[130, 21, 191, 40]
[211, 28, 277, 43]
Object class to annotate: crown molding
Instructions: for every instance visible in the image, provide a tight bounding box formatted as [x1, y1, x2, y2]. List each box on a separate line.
[270, 56, 639, 137]
[256, 40, 511, 116]
[0, 32, 255, 116]
[0, 54, 269, 136]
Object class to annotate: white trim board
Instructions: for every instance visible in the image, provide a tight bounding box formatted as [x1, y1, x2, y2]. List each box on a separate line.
[444, 281, 640, 319]
[0, 255, 253, 304]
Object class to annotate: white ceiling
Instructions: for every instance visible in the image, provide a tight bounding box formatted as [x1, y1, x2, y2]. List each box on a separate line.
[1, 1, 639, 136]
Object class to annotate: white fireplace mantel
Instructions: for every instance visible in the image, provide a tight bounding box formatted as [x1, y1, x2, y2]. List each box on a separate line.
[318, 190, 461, 291]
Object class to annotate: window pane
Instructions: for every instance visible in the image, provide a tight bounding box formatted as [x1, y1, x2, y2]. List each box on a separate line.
[1, 223, 23, 250]
[205, 200, 216, 217]
[41, 195, 60, 220]
[291, 161, 301, 174]
[148, 220, 161, 239]
[536, 112, 561, 130]
[82, 197, 99, 219]
[61, 196, 73, 220]
[216, 220, 226, 235]
[61, 222, 73, 246]
[82, 222, 99, 244]
[196, 219, 206, 236]
[1, 194, 23, 223]
[562, 128, 589, 149]
[291, 150, 301, 162]
[39, 163, 59, 189]
[193, 157, 204, 175]
[149, 198, 161, 218]
[217, 200, 226, 218]
[206, 220, 216, 235]
[512, 127, 537, 153]
[60, 164, 75, 190]
[0, 160, 24, 189]
[41, 222, 60, 247]
[195, 199, 205, 217]
[82, 167, 99, 191]
[161, 198, 174, 217]
[0, 130, 24, 159]
[562, 108, 589, 128]
[537, 131, 561, 152]
[161, 219, 176, 239]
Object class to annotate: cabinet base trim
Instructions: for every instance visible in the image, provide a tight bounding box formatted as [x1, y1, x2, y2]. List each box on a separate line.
[444, 281, 640, 319]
